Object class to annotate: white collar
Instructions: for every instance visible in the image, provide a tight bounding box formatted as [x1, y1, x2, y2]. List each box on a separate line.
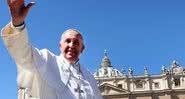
[59, 54, 79, 66]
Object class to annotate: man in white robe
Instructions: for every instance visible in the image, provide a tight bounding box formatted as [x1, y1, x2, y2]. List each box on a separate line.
[1, 0, 103, 99]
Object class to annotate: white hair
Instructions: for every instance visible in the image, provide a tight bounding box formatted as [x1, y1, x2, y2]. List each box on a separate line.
[60, 29, 83, 40]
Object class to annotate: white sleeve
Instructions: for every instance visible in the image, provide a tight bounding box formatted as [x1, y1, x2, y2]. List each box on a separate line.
[1, 22, 39, 72]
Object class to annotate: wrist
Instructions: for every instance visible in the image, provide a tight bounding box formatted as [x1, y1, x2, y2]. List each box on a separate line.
[11, 18, 25, 27]
[13, 22, 25, 27]
[11, 21, 26, 31]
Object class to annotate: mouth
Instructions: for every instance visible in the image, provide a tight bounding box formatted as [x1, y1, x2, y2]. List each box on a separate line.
[66, 49, 77, 56]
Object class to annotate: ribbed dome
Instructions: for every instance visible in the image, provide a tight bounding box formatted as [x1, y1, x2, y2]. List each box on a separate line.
[94, 50, 122, 78]
[101, 50, 112, 68]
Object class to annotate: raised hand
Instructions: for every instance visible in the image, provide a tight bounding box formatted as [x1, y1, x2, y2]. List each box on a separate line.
[7, 0, 35, 26]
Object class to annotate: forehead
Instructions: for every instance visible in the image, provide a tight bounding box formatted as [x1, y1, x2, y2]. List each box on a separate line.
[62, 30, 83, 40]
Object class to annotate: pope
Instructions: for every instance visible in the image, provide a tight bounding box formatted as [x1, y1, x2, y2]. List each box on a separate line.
[1, 0, 103, 99]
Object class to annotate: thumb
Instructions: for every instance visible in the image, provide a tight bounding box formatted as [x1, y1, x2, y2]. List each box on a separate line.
[24, 2, 36, 16]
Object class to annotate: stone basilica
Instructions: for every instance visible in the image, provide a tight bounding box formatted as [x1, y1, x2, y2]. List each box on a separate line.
[94, 51, 185, 99]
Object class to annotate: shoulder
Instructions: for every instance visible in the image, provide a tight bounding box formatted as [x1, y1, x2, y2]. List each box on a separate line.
[81, 65, 96, 81]
[32, 48, 57, 62]
[33, 48, 55, 56]
[40, 49, 55, 56]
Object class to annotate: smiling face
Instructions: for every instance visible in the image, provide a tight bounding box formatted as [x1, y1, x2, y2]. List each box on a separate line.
[59, 29, 85, 64]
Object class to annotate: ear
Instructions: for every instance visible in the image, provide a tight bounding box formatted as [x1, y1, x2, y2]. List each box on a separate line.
[59, 41, 63, 50]
[59, 43, 61, 48]
[81, 44, 85, 53]
[59, 40, 63, 47]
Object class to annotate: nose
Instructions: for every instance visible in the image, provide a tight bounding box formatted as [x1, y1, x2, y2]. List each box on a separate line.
[69, 42, 75, 48]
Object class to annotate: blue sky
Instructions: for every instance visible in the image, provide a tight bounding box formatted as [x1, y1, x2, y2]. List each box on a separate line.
[1, 0, 185, 98]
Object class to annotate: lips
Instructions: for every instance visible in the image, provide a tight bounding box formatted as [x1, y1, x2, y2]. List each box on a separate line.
[66, 49, 77, 56]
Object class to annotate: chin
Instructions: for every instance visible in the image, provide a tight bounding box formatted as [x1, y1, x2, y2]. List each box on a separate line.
[66, 57, 77, 62]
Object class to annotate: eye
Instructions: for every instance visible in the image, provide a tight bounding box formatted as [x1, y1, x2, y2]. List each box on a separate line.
[73, 40, 79, 46]
[65, 39, 71, 44]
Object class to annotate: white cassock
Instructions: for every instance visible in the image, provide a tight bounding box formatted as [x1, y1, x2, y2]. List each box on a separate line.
[1, 22, 103, 99]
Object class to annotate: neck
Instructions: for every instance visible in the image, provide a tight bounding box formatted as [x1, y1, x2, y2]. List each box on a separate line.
[67, 60, 77, 64]
[60, 54, 79, 65]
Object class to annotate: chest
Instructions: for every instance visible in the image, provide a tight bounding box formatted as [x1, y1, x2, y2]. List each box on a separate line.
[56, 59, 95, 99]
[66, 74, 94, 99]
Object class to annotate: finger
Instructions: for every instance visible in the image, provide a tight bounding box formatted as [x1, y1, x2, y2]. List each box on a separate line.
[7, 0, 24, 9]
[7, 0, 15, 4]
[24, 2, 36, 16]
[26, 2, 36, 11]
[7, 0, 22, 5]
[7, 0, 11, 5]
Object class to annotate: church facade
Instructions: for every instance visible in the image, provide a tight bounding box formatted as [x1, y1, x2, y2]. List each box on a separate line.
[94, 51, 185, 99]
